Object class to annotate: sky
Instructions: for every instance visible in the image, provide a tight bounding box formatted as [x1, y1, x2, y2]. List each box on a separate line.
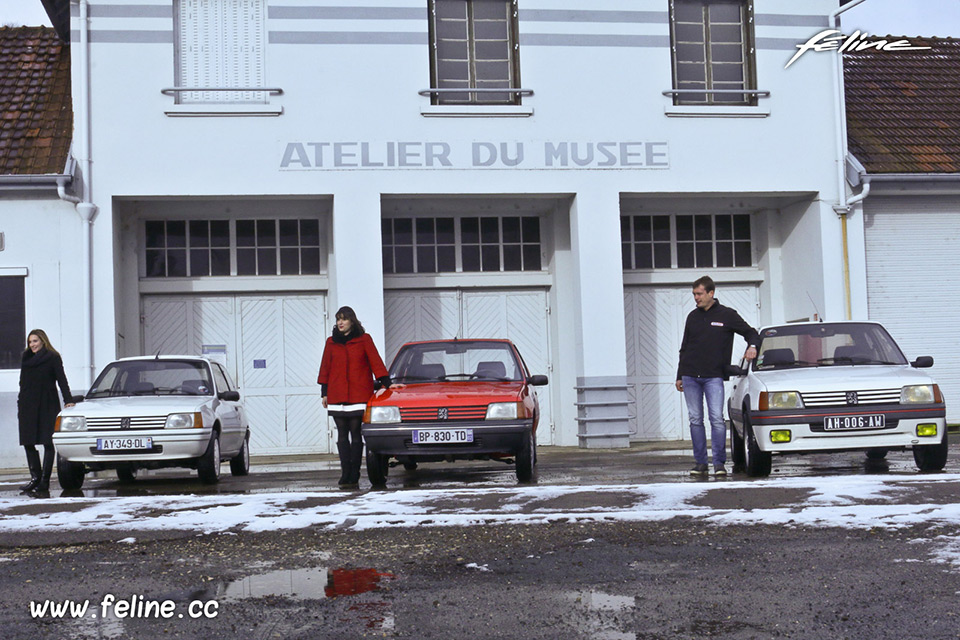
[2, 0, 960, 37]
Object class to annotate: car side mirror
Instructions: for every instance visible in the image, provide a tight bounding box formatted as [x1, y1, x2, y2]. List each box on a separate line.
[218, 390, 241, 401]
[71, 395, 86, 404]
[528, 375, 548, 386]
[911, 356, 934, 368]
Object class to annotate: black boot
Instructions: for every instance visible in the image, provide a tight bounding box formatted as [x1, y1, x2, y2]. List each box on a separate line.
[30, 447, 54, 496]
[336, 441, 352, 487]
[348, 440, 365, 485]
[19, 448, 42, 492]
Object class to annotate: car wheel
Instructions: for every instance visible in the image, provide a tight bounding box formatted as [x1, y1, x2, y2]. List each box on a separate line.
[56, 455, 85, 491]
[516, 428, 536, 483]
[230, 433, 250, 477]
[116, 465, 138, 483]
[730, 415, 746, 472]
[865, 448, 888, 460]
[743, 413, 772, 477]
[197, 433, 221, 484]
[913, 430, 949, 472]
[366, 447, 389, 485]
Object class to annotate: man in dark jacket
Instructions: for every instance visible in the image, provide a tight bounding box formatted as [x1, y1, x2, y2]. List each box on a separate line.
[675, 276, 759, 478]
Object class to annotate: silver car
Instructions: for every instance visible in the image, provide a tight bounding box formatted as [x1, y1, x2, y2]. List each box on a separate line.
[53, 356, 250, 488]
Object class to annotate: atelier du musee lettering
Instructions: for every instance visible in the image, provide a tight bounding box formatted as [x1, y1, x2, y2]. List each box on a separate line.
[280, 140, 670, 170]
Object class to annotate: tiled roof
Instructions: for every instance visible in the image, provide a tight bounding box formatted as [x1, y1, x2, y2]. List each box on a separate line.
[845, 38, 960, 174]
[0, 26, 72, 176]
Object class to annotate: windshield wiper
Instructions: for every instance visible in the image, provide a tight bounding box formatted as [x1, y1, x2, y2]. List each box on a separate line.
[817, 357, 896, 366]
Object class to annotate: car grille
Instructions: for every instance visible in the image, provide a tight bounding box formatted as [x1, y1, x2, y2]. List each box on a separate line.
[400, 405, 487, 421]
[85, 416, 168, 431]
[800, 388, 900, 407]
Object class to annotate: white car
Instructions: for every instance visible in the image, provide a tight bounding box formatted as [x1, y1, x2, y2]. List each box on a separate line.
[728, 321, 948, 476]
[53, 356, 250, 489]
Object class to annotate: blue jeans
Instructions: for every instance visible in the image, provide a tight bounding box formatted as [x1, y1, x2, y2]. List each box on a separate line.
[682, 376, 726, 466]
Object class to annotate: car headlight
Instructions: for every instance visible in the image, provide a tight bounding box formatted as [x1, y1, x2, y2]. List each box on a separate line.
[759, 391, 803, 410]
[165, 412, 203, 429]
[486, 402, 520, 420]
[57, 416, 87, 432]
[901, 385, 935, 404]
[368, 406, 401, 423]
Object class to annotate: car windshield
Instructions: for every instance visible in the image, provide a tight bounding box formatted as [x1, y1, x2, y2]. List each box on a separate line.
[754, 323, 907, 371]
[86, 360, 214, 397]
[389, 341, 525, 383]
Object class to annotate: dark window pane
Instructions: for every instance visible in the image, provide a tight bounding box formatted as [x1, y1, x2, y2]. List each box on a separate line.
[237, 248, 256, 275]
[475, 60, 509, 81]
[381, 219, 393, 245]
[734, 214, 751, 239]
[521, 217, 540, 242]
[189, 221, 209, 247]
[462, 245, 480, 272]
[709, 3, 742, 23]
[523, 245, 541, 271]
[190, 249, 209, 276]
[167, 249, 187, 277]
[676, 42, 705, 63]
[716, 215, 733, 240]
[653, 243, 672, 268]
[0, 277, 25, 369]
[674, 3, 704, 23]
[480, 217, 499, 243]
[416, 218, 435, 244]
[652, 216, 671, 242]
[710, 24, 742, 44]
[236, 220, 255, 247]
[677, 242, 695, 268]
[461, 217, 479, 244]
[394, 218, 413, 245]
[676, 216, 693, 241]
[695, 242, 713, 267]
[211, 249, 231, 276]
[473, 1, 507, 20]
[734, 241, 752, 266]
[481, 245, 500, 271]
[620, 216, 630, 239]
[145, 221, 165, 248]
[145, 250, 165, 277]
[382, 246, 393, 274]
[634, 216, 651, 242]
[416, 246, 437, 273]
[437, 245, 456, 271]
[301, 248, 321, 274]
[280, 248, 300, 274]
[716, 242, 734, 267]
[438, 59, 470, 81]
[634, 244, 652, 269]
[279, 220, 299, 246]
[210, 220, 230, 247]
[257, 248, 277, 275]
[167, 221, 186, 248]
[694, 215, 712, 240]
[436, 218, 455, 244]
[435, 0, 467, 20]
[300, 219, 320, 246]
[503, 245, 522, 271]
[502, 217, 521, 243]
[713, 64, 744, 83]
[257, 220, 276, 246]
[622, 243, 631, 269]
[675, 22, 704, 43]
[711, 44, 743, 63]
[676, 64, 706, 83]
[474, 40, 508, 61]
[394, 246, 414, 273]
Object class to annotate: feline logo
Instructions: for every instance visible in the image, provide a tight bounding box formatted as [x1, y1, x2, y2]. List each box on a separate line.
[786, 30, 931, 69]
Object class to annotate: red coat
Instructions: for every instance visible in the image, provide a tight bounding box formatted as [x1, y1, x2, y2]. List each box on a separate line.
[317, 332, 389, 404]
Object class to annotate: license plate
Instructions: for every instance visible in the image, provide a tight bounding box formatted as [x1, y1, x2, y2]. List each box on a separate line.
[824, 414, 886, 430]
[412, 429, 474, 444]
[97, 437, 153, 451]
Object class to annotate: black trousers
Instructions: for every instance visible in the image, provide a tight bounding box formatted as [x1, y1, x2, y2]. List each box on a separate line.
[333, 415, 364, 482]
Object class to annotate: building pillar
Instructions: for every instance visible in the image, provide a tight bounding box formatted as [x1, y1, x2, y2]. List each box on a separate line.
[569, 189, 631, 448]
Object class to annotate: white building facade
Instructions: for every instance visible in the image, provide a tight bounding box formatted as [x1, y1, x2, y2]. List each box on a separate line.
[1, 0, 864, 465]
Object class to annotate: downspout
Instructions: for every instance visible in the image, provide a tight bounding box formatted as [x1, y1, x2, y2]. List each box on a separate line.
[830, 0, 870, 321]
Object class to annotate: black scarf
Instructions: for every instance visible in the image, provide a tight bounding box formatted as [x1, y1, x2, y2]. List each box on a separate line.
[21, 347, 54, 368]
[331, 326, 362, 344]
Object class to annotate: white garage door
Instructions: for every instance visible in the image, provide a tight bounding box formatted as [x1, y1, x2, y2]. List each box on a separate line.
[624, 285, 759, 441]
[142, 294, 329, 455]
[384, 288, 554, 444]
[865, 198, 960, 423]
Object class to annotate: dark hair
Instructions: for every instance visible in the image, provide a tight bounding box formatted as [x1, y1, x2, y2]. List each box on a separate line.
[334, 306, 365, 335]
[692, 275, 715, 293]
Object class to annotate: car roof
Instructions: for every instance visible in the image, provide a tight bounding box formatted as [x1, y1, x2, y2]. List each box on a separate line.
[114, 355, 214, 363]
[401, 338, 515, 346]
[759, 320, 886, 331]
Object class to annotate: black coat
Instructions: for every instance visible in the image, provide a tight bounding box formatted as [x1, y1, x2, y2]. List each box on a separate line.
[676, 299, 759, 381]
[18, 348, 73, 447]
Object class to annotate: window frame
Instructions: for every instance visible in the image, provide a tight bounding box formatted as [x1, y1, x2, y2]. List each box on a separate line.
[0, 275, 26, 370]
[621, 213, 754, 271]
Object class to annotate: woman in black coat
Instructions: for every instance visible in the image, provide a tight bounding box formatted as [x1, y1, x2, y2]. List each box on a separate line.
[19, 329, 75, 495]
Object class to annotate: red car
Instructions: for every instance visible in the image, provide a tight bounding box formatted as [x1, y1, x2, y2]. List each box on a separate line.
[361, 339, 548, 484]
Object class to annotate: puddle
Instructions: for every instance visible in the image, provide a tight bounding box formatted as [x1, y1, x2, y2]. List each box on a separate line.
[221, 566, 394, 601]
[568, 590, 636, 640]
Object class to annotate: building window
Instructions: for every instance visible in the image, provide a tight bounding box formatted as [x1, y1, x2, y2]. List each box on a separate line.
[145, 219, 322, 277]
[428, 0, 521, 105]
[0, 276, 25, 369]
[382, 216, 542, 274]
[621, 214, 752, 270]
[175, 0, 267, 104]
[669, 0, 755, 106]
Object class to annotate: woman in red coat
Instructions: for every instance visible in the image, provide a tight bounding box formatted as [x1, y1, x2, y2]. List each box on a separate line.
[317, 306, 392, 488]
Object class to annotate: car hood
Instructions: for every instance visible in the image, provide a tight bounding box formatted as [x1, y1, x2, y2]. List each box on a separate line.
[750, 364, 936, 392]
[372, 381, 523, 405]
[60, 396, 211, 418]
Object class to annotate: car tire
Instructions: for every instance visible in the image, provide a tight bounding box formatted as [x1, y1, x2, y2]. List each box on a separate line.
[913, 430, 949, 472]
[230, 433, 250, 477]
[730, 415, 746, 472]
[116, 465, 138, 483]
[197, 433, 221, 484]
[366, 447, 389, 486]
[743, 414, 772, 477]
[865, 448, 888, 460]
[516, 429, 536, 483]
[56, 455, 85, 491]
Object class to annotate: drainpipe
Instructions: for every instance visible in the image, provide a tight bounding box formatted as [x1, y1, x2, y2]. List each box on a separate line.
[830, 0, 871, 321]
